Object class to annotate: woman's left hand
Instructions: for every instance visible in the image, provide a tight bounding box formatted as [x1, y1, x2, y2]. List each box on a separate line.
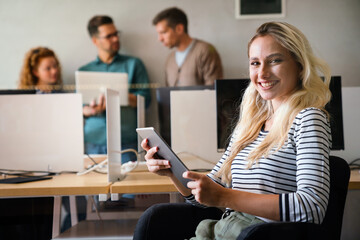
[183, 171, 226, 207]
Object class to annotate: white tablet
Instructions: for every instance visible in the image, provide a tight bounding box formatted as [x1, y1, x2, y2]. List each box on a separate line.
[136, 127, 190, 188]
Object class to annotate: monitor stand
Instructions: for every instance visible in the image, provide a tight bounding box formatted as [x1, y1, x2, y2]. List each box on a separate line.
[137, 95, 145, 161]
[106, 90, 146, 183]
[106, 89, 124, 182]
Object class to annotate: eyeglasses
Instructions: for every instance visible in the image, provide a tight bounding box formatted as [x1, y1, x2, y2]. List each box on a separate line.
[97, 30, 120, 40]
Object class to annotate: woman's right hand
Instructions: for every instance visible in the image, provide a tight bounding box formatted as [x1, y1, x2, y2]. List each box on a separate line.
[141, 138, 173, 177]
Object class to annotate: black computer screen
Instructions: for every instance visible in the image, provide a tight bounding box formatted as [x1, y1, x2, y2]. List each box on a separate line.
[215, 77, 344, 151]
[215, 79, 250, 151]
[325, 76, 344, 150]
[0, 89, 36, 95]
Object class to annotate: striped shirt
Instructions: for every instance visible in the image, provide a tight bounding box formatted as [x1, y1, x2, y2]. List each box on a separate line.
[185, 108, 331, 224]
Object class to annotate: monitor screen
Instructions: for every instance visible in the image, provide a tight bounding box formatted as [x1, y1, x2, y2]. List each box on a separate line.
[325, 76, 344, 150]
[215, 76, 344, 151]
[156, 85, 214, 147]
[75, 71, 129, 106]
[215, 79, 250, 151]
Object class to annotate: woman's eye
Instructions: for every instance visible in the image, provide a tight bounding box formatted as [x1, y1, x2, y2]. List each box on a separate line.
[270, 59, 282, 64]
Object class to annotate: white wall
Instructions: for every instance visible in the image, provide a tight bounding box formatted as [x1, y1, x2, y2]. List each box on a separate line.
[1, 0, 359, 130]
[1, 0, 359, 89]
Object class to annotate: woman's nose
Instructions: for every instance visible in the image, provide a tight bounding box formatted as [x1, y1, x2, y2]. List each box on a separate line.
[259, 64, 271, 79]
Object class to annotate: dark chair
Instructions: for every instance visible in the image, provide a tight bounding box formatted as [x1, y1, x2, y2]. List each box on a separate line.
[133, 156, 350, 240]
[237, 155, 350, 240]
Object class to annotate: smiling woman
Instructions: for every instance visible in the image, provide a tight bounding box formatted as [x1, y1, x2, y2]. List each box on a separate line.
[18, 47, 63, 93]
[135, 21, 333, 240]
[249, 35, 300, 114]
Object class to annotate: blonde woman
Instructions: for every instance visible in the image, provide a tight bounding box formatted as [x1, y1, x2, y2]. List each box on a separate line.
[18, 47, 63, 93]
[135, 22, 332, 240]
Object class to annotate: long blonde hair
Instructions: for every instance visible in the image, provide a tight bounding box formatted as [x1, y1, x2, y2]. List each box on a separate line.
[218, 22, 331, 184]
[18, 47, 63, 89]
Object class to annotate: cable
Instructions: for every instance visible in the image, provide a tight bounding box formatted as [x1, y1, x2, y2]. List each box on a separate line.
[93, 164, 108, 174]
[77, 159, 108, 176]
[137, 150, 146, 155]
[77, 148, 139, 176]
[86, 154, 98, 165]
[349, 158, 360, 170]
[83, 154, 105, 174]
[349, 158, 360, 165]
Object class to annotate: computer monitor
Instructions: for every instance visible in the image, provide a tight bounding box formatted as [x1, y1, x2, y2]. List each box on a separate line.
[156, 85, 214, 147]
[326, 76, 344, 150]
[215, 79, 250, 151]
[0, 89, 36, 95]
[0, 93, 84, 172]
[215, 77, 344, 151]
[75, 71, 129, 106]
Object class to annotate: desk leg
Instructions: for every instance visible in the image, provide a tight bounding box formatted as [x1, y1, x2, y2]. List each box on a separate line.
[69, 195, 78, 226]
[52, 196, 62, 238]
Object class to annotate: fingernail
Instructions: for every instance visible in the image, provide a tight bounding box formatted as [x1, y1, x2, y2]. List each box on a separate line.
[156, 147, 159, 151]
[145, 138, 148, 143]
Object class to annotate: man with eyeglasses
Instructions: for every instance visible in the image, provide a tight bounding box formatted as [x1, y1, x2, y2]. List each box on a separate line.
[61, 17, 151, 232]
[153, 7, 223, 86]
[78, 15, 151, 158]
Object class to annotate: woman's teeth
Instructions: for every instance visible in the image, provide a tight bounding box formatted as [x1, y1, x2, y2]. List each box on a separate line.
[260, 82, 276, 87]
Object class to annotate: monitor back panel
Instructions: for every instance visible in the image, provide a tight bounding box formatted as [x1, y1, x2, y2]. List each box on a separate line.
[156, 85, 214, 147]
[170, 90, 223, 164]
[75, 71, 128, 106]
[0, 94, 84, 172]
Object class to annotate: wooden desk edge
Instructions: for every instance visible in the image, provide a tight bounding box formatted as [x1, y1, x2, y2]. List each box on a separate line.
[110, 184, 178, 194]
[0, 185, 110, 197]
[349, 170, 360, 190]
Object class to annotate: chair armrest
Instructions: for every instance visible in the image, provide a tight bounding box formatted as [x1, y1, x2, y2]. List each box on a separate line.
[237, 222, 322, 240]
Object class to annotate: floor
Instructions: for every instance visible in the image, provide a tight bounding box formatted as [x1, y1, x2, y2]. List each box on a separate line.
[53, 219, 138, 240]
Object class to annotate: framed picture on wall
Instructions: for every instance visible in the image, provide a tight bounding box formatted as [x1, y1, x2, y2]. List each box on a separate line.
[235, 0, 286, 19]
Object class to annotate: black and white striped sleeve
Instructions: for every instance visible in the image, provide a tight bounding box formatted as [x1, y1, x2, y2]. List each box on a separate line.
[279, 108, 331, 224]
